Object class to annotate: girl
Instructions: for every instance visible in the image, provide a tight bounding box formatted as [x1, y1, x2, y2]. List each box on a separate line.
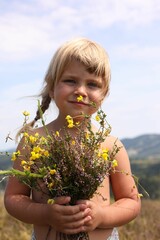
[4, 38, 141, 240]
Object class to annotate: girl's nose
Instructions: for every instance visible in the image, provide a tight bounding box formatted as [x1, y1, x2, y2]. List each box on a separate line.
[74, 85, 87, 97]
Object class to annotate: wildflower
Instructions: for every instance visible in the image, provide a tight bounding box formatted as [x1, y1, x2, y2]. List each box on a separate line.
[29, 135, 37, 144]
[21, 160, 27, 166]
[30, 151, 41, 160]
[77, 95, 83, 102]
[55, 131, 60, 137]
[112, 159, 118, 168]
[101, 149, 109, 161]
[47, 199, 55, 204]
[23, 165, 30, 171]
[33, 146, 42, 153]
[85, 132, 89, 139]
[71, 140, 76, 145]
[50, 169, 56, 175]
[11, 150, 20, 161]
[35, 133, 39, 138]
[23, 132, 29, 137]
[43, 150, 49, 157]
[104, 127, 112, 136]
[65, 115, 72, 121]
[65, 115, 74, 128]
[95, 114, 100, 122]
[48, 182, 54, 189]
[23, 111, 30, 117]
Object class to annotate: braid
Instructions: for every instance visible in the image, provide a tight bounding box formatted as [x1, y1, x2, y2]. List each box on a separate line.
[16, 94, 51, 142]
[34, 94, 51, 122]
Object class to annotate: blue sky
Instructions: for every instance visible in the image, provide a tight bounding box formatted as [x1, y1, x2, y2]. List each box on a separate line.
[0, 0, 160, 150]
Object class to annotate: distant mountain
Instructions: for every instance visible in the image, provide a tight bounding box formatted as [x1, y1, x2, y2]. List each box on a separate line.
[121, 134, 160, 159]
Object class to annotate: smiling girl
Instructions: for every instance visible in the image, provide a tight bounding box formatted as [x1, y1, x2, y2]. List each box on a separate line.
[4, 38, 141, 240]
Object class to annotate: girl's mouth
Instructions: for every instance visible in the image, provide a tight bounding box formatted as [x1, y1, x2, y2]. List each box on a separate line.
[69, 101, 89, 106]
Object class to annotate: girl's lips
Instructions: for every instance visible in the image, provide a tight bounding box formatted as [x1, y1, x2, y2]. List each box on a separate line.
[69, 101, 89, 106]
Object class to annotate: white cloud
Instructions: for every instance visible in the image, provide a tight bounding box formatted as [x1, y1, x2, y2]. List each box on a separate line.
[111, 44, 160, 61]
[1, 0, 160, 62]
[0, 0, 160, 149]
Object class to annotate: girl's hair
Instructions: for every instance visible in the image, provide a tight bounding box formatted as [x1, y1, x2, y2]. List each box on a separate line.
[17, 37, 111, 136]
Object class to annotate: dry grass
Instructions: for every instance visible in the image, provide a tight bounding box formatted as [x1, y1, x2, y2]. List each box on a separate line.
[0, 193, 32, 240]
[119, 199, 160, 240]
[0, 193, 160, 240]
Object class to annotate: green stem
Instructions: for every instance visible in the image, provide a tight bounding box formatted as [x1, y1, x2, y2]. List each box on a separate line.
[0, 169, 43, 178]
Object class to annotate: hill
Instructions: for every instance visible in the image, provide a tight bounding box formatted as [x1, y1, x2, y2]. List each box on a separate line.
[121, 134, 160, 159]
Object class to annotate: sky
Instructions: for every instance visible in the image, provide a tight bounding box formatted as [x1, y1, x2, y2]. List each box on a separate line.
[0, 0, 160, 150]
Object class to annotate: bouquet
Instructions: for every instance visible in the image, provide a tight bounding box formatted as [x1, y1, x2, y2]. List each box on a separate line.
[0, 98, 121, 240]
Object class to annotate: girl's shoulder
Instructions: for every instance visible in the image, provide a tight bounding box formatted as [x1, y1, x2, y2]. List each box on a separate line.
[102, 135, 123, 150]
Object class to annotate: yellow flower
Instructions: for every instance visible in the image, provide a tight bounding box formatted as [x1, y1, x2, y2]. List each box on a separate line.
[55, 131, 60, 137]
[30, 151, 41, 160]
[43, 150, 49, 157]
[33, 146, 41, 153]
[23, 132, 29, 137]
[47, 199, 55, 204]
[50, 169, 56, 175]
[65, 115, 74, 128]
[34, 133, 39, 138]
[23, 111, 30, 116]
[77, 95, 83, 102]
[112, 159, 118, 168]
[48, 182, 54, 189]
[95, 114, 100, 122]
[23, 165, 30, 171]
[11, 150, 20, 161]
[85, 132, 89, 139]
[65, 115, 72, 121]
[29, 135, 37, 144]
[71, 140, 76, 145]
[104, 127, 112, 136]
[68, 122, 74, 128]
[101, 149, 109, 161]
[21, 160, 27, 166]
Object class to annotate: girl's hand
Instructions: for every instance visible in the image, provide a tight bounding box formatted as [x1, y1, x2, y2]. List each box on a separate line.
[76, 199, 103, 232]
[46, 196, 92, 234]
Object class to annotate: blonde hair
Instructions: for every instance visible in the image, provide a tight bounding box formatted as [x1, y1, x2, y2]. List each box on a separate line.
[18, 37, 111, 136]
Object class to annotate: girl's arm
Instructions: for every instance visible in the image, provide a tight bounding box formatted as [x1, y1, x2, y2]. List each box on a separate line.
[78, 137, 141, 231]
[4, 139, 91, 234]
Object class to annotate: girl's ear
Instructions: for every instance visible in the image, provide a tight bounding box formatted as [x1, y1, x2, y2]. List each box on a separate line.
[49, 90, 54, 99]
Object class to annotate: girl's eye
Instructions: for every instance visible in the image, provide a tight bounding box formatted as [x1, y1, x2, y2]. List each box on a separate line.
[88, 82, 101, 88]
[63, 79, 76, 84]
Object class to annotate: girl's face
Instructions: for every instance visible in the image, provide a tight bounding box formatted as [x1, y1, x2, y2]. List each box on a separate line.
[51, 60, 104, 121]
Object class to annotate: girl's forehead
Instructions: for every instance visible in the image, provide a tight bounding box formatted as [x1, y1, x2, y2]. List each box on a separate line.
[62, 61, 101, 80]
[62, 60, 98, 77]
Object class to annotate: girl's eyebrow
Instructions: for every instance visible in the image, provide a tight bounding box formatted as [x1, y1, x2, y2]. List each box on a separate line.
[62, 74, 77, 78]
[62, 73, 101, 82]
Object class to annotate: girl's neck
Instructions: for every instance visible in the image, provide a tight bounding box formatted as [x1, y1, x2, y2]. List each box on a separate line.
[50, 115, 91, 136]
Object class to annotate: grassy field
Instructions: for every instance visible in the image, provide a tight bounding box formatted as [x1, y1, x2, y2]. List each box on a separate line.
[0, 194, 159, 240]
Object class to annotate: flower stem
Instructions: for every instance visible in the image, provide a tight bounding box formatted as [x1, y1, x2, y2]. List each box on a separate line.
[0, 169, 43, 178]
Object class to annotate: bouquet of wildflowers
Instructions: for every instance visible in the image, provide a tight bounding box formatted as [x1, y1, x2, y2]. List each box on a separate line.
[0, 99, 121, 240]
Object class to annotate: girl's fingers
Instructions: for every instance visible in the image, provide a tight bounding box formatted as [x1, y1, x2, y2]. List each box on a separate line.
[62, 207, 91, 223]
[54, 196, 71, 205]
